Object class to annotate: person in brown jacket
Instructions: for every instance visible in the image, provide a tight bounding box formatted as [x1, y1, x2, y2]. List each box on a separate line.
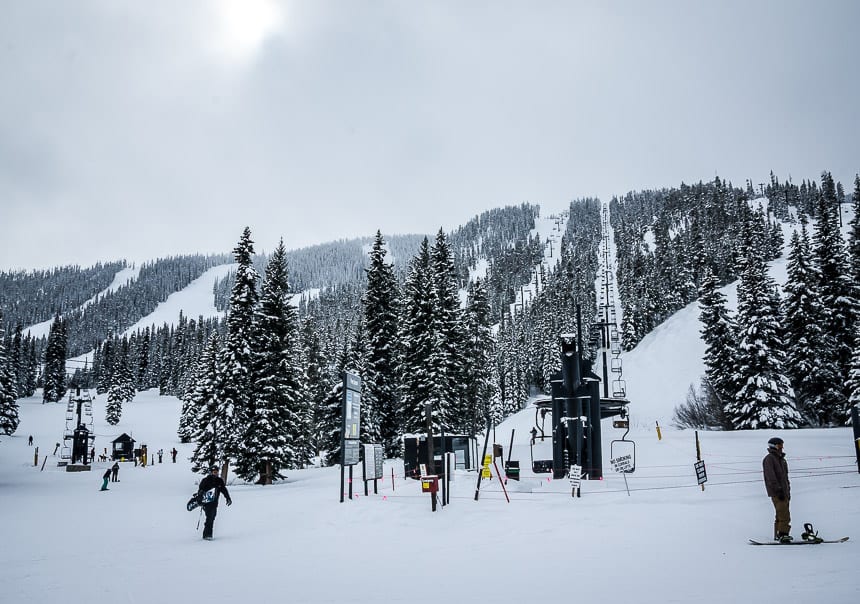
[762, 436, 792, 542]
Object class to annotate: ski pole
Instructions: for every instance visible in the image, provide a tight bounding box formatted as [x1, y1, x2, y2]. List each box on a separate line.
[196, 507, 203, 531]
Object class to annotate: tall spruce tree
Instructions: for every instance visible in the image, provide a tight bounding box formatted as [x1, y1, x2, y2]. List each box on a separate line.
[0, 320, 20, 436]
[782, 224, 840, 424]
[461, 278, 498, 435]
[300, 316, 329, 459]
[42, 315, 68, 403]
[726, 243, 801, 429]
[429, 229, 465, 432]
[188, 333, 223, 471]
[216, 227, 260, 472]
[398, 238, 436, 434]
[697, 268, 735, 429]
[235, 240, 304, 483]
[848, 175, 860, 284]
[361, 231, 401, 456]
[813, 173, 859, 422]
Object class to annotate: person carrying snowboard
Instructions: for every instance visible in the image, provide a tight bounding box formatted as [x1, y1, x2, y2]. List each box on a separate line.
[763, 436, 792, 542]
[196, 465, 232, 540]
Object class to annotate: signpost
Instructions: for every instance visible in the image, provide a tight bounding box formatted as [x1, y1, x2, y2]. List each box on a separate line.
[569, 464, 582, 498]
[694, 460, 707, 486]
[362, 443, 384, 495]
[340, 372, 362, 503]
[611, 453, 633, 496]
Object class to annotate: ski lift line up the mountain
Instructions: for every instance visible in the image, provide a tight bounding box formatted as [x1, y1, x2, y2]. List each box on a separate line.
[595, 205, 627, 401]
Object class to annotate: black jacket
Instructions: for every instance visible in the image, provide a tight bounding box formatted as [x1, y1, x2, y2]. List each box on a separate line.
[197, 474, 231, 507]
[762, 448, 790, 499]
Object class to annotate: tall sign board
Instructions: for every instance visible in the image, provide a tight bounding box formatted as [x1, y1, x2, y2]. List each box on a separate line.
[340, 372, 362, 502]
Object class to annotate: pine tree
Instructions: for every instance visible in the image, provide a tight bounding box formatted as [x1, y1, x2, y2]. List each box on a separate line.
[105, 383, 123, 425]
[429, 229, 465, 432]
[726, 244, 801, 429]
[362, 230, 401, 456]
[300, 316, 329, 460]
[42, 315, 68, 403]
[235, 240, 304, 483]
[782, 224, 840, 424]
[813, 173, 859, 422]
[848, 175, 860, 284]
[696, 268, 735, 428]
[461, 278, 498, 435]
[216, 227, 260, 471]
[188, 333, 224, 472]
[0, 319, 20, 436]
[398, 238, 436, 435]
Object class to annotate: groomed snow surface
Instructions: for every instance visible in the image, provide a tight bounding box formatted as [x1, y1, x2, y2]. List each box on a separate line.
[1, 389, 857, 603]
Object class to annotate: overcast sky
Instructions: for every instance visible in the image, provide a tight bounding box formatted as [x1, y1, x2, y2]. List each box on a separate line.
[1, 0, 858, 270]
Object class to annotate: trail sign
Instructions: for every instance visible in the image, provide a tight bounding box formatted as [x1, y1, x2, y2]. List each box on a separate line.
[694, 460, 707, 485]
[611, 454, 633, 473]
[569, 464, 582, 489]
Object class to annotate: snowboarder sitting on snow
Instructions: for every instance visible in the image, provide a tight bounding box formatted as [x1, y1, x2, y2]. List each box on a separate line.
[197, 465, 232, 540]
[763, 436, 792, 542]
[100, 468, 111, 491]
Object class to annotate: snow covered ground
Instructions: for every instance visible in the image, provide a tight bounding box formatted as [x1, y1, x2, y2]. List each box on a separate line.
[3, 291, 859, 603]
[3, 202, 858, 602]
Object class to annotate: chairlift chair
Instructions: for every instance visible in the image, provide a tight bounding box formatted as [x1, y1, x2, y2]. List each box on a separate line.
[611, 379, 627, 398]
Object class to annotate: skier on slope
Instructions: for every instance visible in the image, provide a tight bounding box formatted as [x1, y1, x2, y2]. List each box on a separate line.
[762, 436, 792, 543]
[196, 465, 232, 540]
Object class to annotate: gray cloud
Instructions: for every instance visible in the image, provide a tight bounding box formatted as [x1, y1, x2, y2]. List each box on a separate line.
[1, 0, 858, 270]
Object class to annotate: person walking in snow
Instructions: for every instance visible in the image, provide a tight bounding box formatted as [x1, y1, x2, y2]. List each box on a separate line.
[196, 465, 232, 540]
[763, 436, 792, 542]
[100, 468, 111, 491]
[157, 448, 163, 463]
[28, 435, 33, 446]
[111, 461, 120, 482]
[171, 447, 178, 463]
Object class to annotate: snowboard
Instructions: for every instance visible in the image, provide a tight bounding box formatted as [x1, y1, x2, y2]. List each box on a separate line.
[186, 488, 216, 511]
[749, 537, 849, 545]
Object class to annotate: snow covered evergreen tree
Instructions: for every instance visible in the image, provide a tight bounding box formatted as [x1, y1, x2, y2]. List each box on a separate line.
[782, 223, 840, 424]
[105, 383, 123, 425]
[361, 231, 401, 456]
[235, 240, 305, 483]
[0, 320, 20, 436]
[300, 316, 329, 460]
[187, 333, 223, 471]
[813, 172, 859, 422]
[398, 237, 436, 435]
[726, 238, 801, 429]
[848, 175, 860, 285]
[216, 227, 260, 471]
[461, 278, 498, 434]
[429, 229, 465, 432]
[697, 267, 735, 428]
[42, 315, 67, 403]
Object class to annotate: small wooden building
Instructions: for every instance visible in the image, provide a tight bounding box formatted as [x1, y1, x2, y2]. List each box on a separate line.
[111, 433, 136, 461]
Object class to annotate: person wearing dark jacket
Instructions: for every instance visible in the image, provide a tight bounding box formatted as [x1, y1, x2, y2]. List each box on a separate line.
[111, 462, 120, 482]
[197, 465, 232, 540]
[100, 468, 111, 491]
[762, 436, 792, 542]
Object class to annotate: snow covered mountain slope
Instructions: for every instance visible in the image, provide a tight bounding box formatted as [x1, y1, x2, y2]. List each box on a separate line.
[22, 265, 141, 339]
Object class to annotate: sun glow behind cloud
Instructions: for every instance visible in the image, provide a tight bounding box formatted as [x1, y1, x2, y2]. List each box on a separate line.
[212, 0, 285, 63]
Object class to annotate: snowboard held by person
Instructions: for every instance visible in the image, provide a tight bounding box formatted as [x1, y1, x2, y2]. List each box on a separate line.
[762, 436, 792, 542]
[196, 465, 232, 540]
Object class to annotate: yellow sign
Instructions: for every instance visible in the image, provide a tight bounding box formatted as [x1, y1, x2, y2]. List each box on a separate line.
[481, 467, 491, 479]
[483, 454, 492, 467]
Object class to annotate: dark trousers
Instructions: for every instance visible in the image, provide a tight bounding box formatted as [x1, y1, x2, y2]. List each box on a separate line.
[202, 504, 218, 539]
[111, 472, 118, 482]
